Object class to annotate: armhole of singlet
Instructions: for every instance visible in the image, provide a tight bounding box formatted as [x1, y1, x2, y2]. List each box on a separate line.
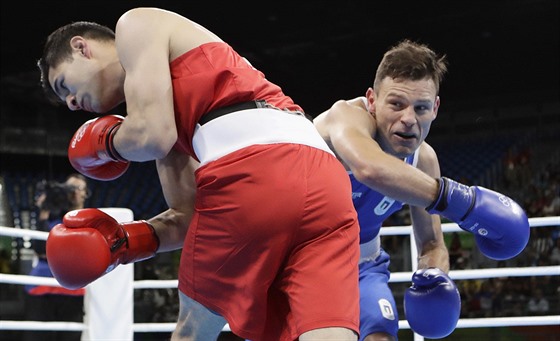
[410, 148, 420, 168]
[403, 148, 420, 168]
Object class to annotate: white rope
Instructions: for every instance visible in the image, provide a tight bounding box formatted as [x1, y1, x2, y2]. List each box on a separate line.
[133, 322, 232, 333]
[5, 266, 556, 288]
[379, 216, 560, 236]
[0, 320, 85, 331]
[453, 315, 560, 328]
[133, 279, 178, 290]
[2, 216, 557, 240]
[0, 226, 48, 240]
[0, 320, 233, 332]
[398, 315, 560, 330]
[0, 273, 61, 286]
[389, 265, 560, 283]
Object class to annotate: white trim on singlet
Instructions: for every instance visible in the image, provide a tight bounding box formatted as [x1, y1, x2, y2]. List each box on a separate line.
[410, 148, 420, 167]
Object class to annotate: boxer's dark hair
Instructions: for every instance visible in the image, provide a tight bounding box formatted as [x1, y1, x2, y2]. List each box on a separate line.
[37, 21, 115, 104]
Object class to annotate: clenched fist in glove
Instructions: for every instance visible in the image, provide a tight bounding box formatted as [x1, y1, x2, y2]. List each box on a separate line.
[46, 208, 159, 290]
[68, 115, 130, 181]
[404, 268, 461, 339]
[427, 177, 530, 260]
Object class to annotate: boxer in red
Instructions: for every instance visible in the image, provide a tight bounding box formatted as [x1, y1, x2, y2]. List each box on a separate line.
[39, 7, 360, 341]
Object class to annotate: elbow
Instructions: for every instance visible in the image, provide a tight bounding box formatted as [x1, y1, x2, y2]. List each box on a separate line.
[145, 127, 177, 159]
[352, 163, 388, 189]
[154, 131, 177, 159]
[118, 115, 178, 161]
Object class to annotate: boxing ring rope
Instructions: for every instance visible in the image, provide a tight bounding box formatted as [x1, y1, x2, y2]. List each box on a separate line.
[1, 216, 559, 339]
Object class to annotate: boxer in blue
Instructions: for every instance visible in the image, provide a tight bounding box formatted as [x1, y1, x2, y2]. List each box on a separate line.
[314, 39, 530, 340]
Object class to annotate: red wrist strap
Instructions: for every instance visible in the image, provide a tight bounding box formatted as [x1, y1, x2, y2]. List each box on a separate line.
[120, 221, 160, 263]
[105, 122, 127, 162]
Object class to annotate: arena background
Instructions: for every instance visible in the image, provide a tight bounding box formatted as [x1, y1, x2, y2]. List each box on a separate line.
[1, 1, 559, 340]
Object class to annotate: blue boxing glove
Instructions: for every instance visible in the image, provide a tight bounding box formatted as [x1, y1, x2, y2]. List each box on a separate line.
[427, 177, 530, 260]
[404, 268, 460, 339]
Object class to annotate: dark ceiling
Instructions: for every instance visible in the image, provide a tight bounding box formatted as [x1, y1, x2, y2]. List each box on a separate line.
[1, 0, 559, 157]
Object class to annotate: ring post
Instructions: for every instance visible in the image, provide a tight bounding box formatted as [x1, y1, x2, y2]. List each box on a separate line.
[82, 208, 134, 340]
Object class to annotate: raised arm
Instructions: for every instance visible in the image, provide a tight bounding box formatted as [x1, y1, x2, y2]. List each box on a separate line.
[111, 8, 179, 161]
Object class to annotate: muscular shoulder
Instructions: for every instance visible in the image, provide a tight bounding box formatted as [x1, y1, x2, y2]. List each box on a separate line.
[314, 97, 373, 139]
[317, 97, 369, 124]
[333, 96, 367, 113]
[116, 8, 171, 37]
[416, 142, 441, 178]
[115, 8, 221, 62]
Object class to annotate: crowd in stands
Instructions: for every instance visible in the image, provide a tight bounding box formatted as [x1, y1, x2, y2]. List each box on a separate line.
[434, 145, 559, 319]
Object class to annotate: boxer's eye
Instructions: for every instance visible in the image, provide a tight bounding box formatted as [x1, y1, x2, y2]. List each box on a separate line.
[54, 78, 69, 100]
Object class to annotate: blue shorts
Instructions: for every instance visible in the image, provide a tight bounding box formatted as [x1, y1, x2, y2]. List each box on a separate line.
[358, 249, 398, 340]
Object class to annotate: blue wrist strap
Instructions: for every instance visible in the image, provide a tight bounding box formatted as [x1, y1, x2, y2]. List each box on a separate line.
[426, 177, 474, 222]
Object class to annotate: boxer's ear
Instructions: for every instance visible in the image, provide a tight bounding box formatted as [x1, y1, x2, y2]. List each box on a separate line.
[69, 36, 91, 58]
[365, 88, 376, 115]
[433, 96, 440, 118]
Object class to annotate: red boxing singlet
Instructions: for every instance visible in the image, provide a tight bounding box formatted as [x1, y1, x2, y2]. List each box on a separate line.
[170, 42, 302, 159]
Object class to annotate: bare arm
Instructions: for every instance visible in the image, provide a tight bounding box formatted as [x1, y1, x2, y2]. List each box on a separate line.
[111, 8, 223, 162]
[111, 8, 179, 161]
[148, 148, 198, 252]
[314, 99, 439, 208]
[409, 143, 449, 272]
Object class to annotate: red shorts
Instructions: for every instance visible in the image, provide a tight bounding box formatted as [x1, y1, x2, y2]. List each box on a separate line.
[178, 143, 360, 340]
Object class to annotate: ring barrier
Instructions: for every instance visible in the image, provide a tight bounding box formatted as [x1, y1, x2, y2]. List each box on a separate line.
[1, 214, 559, 340]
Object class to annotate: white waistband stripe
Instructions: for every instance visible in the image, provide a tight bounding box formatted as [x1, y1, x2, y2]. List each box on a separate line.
[192, 108, 333, 165]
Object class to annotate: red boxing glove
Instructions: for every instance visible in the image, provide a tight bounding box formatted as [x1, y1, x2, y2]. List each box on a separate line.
[46, 208, 159, 290]
[68, 115, 130, 181]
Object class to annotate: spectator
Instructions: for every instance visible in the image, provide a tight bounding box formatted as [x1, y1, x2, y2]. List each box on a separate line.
[542, 187, 560, 217]
[23, 174, 89, 341]
[449, 232, 466, 269]
[477, 280, 496, 317]
[549, 238, 560, 265]
[527, 288, 550, 315]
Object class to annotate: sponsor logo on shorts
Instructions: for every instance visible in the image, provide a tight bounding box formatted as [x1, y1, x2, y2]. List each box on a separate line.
[378, 298, 395, 320]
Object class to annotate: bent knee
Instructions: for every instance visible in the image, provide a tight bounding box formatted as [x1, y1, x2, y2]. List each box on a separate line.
[300, 327, 358, 341]
[363, 332, 396, 341]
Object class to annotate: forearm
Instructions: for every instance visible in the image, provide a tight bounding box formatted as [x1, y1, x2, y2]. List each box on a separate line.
[353, 153, 439, 208]
[148, 207, 192, 252]
[417, 242, 450, 272]
[411, 208, 449, 272]
[115, 77, 178, 161]
[342, 140, 439, 208]
[113, 119, 176, 161]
